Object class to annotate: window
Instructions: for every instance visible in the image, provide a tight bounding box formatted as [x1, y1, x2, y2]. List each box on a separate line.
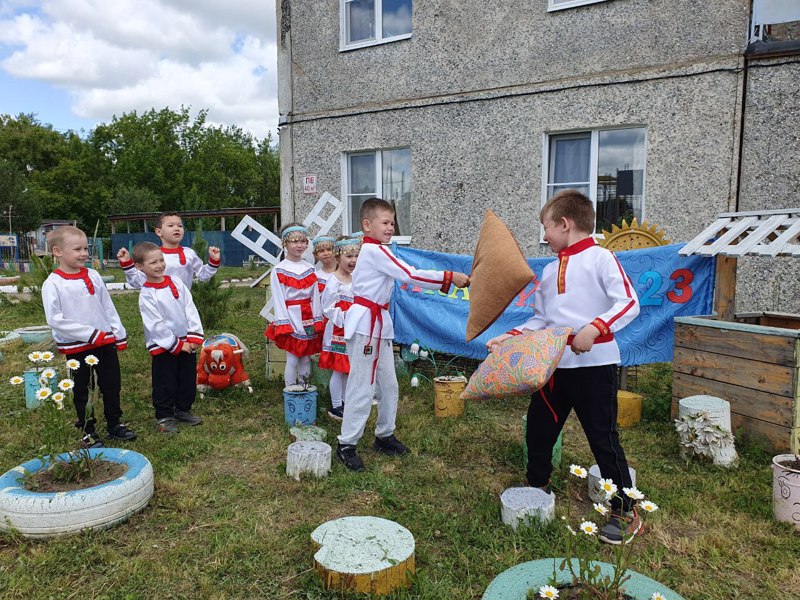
[542, 127, 646, 235]
[343, 148, 412, 242]
[548, 0, 607, 12]
[341, 0, 412, 50]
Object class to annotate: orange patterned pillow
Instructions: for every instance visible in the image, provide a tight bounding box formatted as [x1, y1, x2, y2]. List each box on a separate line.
[462, 328, 572, 401]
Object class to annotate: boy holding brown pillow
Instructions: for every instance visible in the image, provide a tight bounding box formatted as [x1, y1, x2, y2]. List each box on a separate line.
[487, 189, 641, 546]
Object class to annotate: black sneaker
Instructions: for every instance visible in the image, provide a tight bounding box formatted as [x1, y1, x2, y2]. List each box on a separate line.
[336, 443, 365, 472]
[156, 417, 179, 434]
[174, 410, 203, 425]
[107, 423, 137, 441]
[327, 405, 344, 421]
[372, 434, 410, 456]
[599, 508, 642, 545]
[80, 432, 104, 449]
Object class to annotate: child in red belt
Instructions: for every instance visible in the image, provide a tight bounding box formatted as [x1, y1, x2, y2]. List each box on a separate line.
[265, 223, 324, 387]
[487, 189, 641, 545]
[42, 226, 136, 447]
[117, 212, 220, 290]
[336, 198, 470, 471]
[319, 236, 361, 421]
[134, 242, 205, 434]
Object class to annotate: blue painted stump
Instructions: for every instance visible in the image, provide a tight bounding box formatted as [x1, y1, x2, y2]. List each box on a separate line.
[283, 385, 318, 426]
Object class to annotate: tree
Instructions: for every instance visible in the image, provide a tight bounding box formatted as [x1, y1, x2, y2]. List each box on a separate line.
[0, 159, 41, 233]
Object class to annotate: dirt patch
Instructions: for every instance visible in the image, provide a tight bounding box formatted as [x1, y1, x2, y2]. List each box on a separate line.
[26, 460, 127, 493]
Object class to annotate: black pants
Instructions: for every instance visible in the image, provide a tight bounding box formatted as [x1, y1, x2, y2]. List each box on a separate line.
[71, 345, 122, 433]
[151, 351, 197, 420]
[526, 365, 634, 510]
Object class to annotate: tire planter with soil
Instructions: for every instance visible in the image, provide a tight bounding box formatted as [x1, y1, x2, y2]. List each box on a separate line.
[482, 558, 684, 600]
[0, 448, 154, 539]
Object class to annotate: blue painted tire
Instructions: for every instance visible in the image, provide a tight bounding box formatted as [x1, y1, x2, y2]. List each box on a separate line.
[482, 558, 684, 600]
[0, 448, 154, 539]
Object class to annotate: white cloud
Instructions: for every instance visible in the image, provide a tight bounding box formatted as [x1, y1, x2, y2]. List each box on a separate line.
[0, 0, 278, 138]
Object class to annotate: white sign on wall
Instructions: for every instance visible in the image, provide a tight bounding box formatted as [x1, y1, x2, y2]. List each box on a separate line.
[0, 235, 17, 247]
[303, 174, 317, 194]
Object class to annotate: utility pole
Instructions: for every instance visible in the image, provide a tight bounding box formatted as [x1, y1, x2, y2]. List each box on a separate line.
[7, 205, 11, 234]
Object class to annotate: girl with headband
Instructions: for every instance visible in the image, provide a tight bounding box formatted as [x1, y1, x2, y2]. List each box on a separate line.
[264, 223, 324, 386]
[312, 236, 337, 294]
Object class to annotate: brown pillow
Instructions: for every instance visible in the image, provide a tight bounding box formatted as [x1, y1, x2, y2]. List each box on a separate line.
[466, 209, 534, 341]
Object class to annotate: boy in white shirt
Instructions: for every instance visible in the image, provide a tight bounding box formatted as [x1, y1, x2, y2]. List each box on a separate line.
[117, 212, 221, 289]
[133, 241, 205, 433]
[42, 226, 136, 447]
[487, 189, 641, 545]
[336, 198, 470, 471]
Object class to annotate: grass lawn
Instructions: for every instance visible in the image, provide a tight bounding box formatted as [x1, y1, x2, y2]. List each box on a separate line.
[0, 286, 797, 600]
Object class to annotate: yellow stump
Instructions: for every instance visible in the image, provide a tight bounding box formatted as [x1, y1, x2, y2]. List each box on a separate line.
[617, 391, 643, 428]
[266, 339, 287, 381]
[434, 376, 467, 418]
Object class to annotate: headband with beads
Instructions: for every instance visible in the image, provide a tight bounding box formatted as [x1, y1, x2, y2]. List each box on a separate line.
[312, 236, 336, 248]
[334, 237, 361, 254]
[281, 225, 309, 240]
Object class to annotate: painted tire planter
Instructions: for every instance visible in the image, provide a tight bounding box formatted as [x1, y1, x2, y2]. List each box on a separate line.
[283, 384, 318, 426]
[0, 448, 154, 539]
[0, 330, 22, 348]
[482, 558, 684, 600]
[772, 454, 800, 530]
[14, 325, 53, 344]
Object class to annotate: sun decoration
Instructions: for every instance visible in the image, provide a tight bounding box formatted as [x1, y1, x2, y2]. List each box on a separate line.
[598, 218, 670, 251]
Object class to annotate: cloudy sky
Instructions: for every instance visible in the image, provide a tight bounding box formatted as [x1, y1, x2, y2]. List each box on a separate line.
[0, 0, 278, 139]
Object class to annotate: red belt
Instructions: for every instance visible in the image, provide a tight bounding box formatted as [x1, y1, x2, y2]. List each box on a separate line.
[354, 296, 389, 383]
[567, 332, 614, 345]
[286, 298, 314, 333]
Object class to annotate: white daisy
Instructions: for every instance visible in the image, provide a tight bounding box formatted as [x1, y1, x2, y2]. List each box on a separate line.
[28, 352, 42, 362]
[539, 585, 559, 599]
[35, 387, 52, 400]
[41, 351, 54, 361]
[41, 368, 56, 380]
[569, 464, 588, 478]
[85, 355, 99, 366]
[58, 379, 75, 391]
[598, 478, 618, 497]
[593, 503, 609, 516]
[640, 500, 659, 513]
[9, 376, 24, 385]
[579, 520, 598, 535]
[66, 359, 81, 370]
[651, 593, 666, 600]
[623, 487, 645, 501]
[52, 392, 65, 402]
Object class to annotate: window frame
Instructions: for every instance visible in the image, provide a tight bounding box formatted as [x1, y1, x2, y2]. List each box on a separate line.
[540, 126, 647, 243]
[547, 0, 608, 12]
[339, 0, 413, 51]
[341, 148, 413, 245]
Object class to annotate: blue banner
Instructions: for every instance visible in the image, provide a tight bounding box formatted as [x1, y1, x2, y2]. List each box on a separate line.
[390, 243, 715, 366]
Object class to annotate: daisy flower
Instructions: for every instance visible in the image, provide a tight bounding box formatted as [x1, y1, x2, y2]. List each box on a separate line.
[85, 355, 99, 366]
[598, 478, 617, 497]
[569, 464, 588, 478]
[593, 503, 609, 516]
[623, 487, 645, 501]
[41, 351, 54, 361]
[579, 520, 598, 535]
[35, 387, 52, 401]
[640, 500, 659, 513]
[539, 585, 559, 599]
[9, 376, 24, 385]
[41, 368, 56, 380]
[66, 359, 81, 370]
[651, 593, 666, 600]
[58, 379, 75, 391]
[52, 392, 65, 409]
[28, 352, 42, 362]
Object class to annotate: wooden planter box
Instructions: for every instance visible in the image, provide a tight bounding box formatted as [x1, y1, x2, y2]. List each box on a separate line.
[672, 314, 800, 453]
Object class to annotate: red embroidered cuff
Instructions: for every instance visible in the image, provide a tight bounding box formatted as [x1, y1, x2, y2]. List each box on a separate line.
[187, 335, 204, 345]
[208, 257, 221, 268]
[591, 318, 611, 337]
[115, 342, 127, 351]
[119, 258, 135, 269]
[171, 340, 184, 355]
[440, 271, 453, 293]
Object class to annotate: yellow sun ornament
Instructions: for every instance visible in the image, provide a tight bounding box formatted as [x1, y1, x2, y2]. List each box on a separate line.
[598, 218, 670, 251]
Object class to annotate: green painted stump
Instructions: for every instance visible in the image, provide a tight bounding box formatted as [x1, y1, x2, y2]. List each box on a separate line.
[311, 516, 415, 596]
[482, 558, 684, 600]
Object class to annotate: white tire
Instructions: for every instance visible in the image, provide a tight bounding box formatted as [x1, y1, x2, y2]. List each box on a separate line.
[0, 448, 154, 539]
